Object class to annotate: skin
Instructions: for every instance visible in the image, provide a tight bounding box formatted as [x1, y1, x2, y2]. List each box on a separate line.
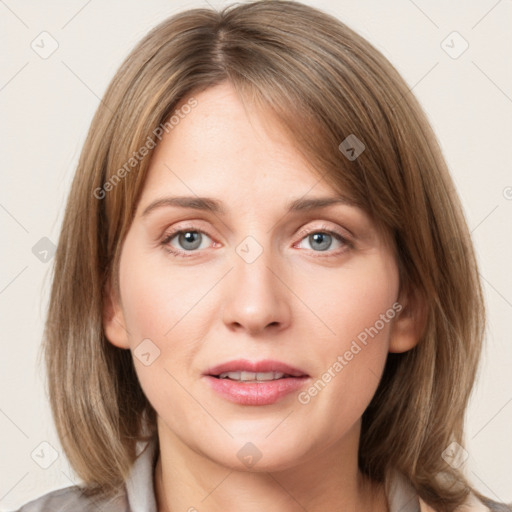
[104, 81, 423, 512]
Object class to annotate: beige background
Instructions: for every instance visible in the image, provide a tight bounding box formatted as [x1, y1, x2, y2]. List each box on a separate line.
[0, 0, 511, 509]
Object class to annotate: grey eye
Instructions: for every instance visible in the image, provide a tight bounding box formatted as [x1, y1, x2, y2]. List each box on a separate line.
[172, 231, 207, 251]
[307, 232, 334, 251]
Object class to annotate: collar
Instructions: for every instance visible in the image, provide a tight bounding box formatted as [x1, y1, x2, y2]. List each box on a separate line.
[387, 470, 422, 511]
[125, 437, 159, 512]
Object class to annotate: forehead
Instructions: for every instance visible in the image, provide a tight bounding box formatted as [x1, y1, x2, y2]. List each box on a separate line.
[138, 82, 340, 208]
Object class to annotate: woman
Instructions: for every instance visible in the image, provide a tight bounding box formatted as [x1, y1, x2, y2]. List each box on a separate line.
[11, 1, 511, 511]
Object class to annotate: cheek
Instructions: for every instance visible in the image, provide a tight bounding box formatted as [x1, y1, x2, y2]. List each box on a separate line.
[117, 244, 200, 418]
[295, 252, 398, 408]
[297, 250, 399, 348]
[332, 272, 398, 347]
[117, 237, 213, 391]
[122, 280, 169, 338]
[118, 241, 206, 340]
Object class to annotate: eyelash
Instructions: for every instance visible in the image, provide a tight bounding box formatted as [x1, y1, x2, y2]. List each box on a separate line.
[161, 223, 353, 259]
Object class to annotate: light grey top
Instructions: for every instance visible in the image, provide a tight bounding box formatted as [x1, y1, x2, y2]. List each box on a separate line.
[4, 438, 447, 512]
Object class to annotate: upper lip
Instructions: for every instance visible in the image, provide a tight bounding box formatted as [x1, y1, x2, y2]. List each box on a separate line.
[204, 359, 309, 378]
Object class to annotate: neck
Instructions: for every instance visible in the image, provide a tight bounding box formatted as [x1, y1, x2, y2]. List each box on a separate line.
[153, 418, 388, 512]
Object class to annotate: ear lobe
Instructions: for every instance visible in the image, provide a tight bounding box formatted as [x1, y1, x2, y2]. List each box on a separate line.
[388, 285, 428, 354]
[103, 280, 130, 350]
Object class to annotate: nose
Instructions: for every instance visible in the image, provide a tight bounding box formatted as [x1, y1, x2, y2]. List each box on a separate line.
[221, 246, 292, 336]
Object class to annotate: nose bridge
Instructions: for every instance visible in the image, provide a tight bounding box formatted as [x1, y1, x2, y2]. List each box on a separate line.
[221, 234, 290, 334]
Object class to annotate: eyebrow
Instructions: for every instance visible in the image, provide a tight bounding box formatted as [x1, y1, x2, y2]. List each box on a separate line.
[141, 195, 357, 218]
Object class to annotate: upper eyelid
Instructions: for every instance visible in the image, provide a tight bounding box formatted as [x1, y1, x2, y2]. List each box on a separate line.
[162, 224, 212, 243]
[295, 223, 350, 240]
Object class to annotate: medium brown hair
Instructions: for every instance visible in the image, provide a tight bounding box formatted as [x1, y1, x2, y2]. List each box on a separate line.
[43, 1, 504, 509]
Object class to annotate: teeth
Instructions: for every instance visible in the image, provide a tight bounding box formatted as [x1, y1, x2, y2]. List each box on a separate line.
[218, 371, 286, 381]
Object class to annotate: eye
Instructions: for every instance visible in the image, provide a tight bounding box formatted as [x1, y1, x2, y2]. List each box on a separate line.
[162, 228, 214, 257]
[294, 225, 352, 256]
[160, 223, 353, 259]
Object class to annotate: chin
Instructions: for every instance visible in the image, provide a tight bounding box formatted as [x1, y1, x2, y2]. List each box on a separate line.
[197, 432, 314, 473]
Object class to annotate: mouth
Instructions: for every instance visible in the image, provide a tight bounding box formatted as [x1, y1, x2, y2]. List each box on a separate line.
[202, 359, 310, 405]
[204, 358, 309, 380]
[212, 370, 305, 382]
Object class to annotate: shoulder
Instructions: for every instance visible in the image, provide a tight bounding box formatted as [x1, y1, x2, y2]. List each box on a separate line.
[8, 437, 158, 512]
[7, 484, 128, 512]
[387, 470, 510, 512]
[419, 494, 512, 512]
[477, 497, 512, 512]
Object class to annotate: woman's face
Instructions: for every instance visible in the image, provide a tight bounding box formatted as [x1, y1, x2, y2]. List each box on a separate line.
[105, 81, 414, 471]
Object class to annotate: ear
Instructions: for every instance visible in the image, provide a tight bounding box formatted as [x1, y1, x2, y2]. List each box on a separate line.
[388, 283, 428, 353]
[103, 279, 130, 349]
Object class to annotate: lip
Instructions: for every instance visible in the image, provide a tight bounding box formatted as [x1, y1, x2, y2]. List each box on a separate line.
[202, 359, 310, 406]
[204, 358, 309, 378]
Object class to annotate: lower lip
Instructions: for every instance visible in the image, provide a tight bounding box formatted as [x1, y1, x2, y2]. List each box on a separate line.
[203, 375, 310, 405]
